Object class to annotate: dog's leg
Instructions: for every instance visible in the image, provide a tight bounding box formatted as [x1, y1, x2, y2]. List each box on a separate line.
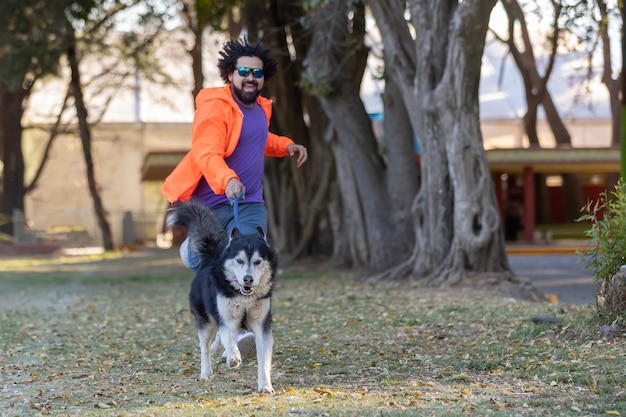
[210, 332, 223, 358]
[254, 327, 274, 394]
[218, 325, 242, 369]
[197, 320, 216, 380]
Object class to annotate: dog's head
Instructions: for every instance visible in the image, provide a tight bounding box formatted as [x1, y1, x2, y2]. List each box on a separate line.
[222, 227, 277, 296]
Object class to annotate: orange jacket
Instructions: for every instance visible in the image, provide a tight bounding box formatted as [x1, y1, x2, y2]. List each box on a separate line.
[161, 84, 295, 203]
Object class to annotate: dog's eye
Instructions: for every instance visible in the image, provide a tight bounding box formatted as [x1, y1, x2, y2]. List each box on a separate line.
[237, 259, 244, 264]
[254, 260, 261, 265]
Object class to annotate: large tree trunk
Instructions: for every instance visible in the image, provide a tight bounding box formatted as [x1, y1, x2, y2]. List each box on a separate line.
[369, 0, 515, 285]
[242, 2, 339, 263]
[0, 83, 28, 236]
[383, 75, 420, 237]
[302, 1, 412, 271]
[67, 35, 114, 251]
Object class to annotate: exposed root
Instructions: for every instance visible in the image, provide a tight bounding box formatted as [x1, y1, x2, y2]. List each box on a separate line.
[369, 264, 545, 303]
[367, 259, 413, 283]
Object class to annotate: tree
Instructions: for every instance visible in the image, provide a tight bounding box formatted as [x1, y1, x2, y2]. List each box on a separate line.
[65, 20, 115, 250]
[300, 1, 414, 270]
[562, 0, 622, 182]
[59, 0, 175, 250]
[1, 0, 175, 247]
[492, 0, 584, 223]
[178, 0, 241, 99]
[235, 2, 342, 264]
[0, 0, 67, 235]
[592, 0, 620, 147]
[369, 1, 519, 285]
[200, 0, 516, 280]
[173, 1, 333, 262]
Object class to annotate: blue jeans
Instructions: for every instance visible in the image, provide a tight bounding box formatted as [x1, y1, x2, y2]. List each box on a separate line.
[180, 202, 267, 271]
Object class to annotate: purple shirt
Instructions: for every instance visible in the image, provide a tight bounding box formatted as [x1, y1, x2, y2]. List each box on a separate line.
[192, 102, 268, 208]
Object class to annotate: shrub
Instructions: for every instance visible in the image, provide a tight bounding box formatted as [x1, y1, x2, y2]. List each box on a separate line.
[577, 180, 626, 322]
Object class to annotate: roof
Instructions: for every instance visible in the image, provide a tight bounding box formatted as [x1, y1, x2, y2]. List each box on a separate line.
[141, 151, 187, 181]
[487, 147, 621, 174]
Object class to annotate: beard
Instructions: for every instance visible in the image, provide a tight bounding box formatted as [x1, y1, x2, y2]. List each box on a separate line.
[232, 82, 260, 105]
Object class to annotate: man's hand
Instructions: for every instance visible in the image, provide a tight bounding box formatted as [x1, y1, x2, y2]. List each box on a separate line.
[226, 178, 245, 200]
[287, 144, 308, 168]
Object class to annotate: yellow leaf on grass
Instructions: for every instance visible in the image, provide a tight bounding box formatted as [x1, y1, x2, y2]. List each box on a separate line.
[544, 294, 559, 303]
[605, 411, 620, 415]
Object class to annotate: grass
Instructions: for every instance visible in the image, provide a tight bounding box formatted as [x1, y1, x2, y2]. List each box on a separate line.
[0, 249, 624, 417]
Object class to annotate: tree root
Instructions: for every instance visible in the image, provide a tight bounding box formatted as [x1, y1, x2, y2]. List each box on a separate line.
[368, 263, 545, 302]
[367, 259, 413, 283]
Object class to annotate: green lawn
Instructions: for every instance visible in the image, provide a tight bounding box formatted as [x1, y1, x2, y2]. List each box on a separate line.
[0, 249, 624, 416]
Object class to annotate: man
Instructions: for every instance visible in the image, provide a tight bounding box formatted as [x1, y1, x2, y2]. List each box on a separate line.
[162, 38, 308, 270]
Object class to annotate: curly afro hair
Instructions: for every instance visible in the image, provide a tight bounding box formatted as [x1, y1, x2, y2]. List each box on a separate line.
[217, 38, 278, 83]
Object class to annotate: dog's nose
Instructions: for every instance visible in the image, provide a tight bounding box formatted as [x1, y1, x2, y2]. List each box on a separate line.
[243, 275, 253, 286]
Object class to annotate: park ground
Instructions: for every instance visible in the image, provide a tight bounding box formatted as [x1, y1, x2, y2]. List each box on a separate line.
[0, 248, 624, 416]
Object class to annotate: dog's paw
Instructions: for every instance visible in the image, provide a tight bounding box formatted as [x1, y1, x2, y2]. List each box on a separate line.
[199, 372, 213, 380]
[227, 354, 242, 369]
[258, 384, 275, 395]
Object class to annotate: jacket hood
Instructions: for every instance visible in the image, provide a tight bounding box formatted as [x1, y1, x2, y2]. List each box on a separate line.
[195, 84, 235, 108]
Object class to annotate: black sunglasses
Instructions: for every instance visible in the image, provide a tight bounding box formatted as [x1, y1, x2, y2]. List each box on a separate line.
[237, 66, 264, 78]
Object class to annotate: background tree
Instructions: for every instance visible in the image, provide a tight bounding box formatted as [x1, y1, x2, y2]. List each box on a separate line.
[172, 1, 330, 262]
[0, 0, 67, 235]
[60, 0, 175, 250]
[491, 0, 621, 221]
[237, 2, 341, 264]
[492, 0, 583, 223]
[562, 0, 622, 185]
[369, 0, 519, 285]
[179, 0, 241, 99]
[300, 1, 414, 270]
[172, 0, 521, 279]
[0, 0, 174, 247]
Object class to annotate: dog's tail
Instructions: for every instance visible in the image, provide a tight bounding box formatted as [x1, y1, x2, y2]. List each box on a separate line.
[166, 199, 228, 258]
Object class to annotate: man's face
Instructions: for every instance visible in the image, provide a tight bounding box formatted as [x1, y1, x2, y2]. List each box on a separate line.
[229, 56, 265, 106]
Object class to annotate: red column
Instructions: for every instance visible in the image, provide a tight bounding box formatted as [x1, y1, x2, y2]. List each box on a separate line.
[523, 166, 535, 243]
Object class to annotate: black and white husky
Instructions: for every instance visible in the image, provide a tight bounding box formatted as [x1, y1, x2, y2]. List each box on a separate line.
[167, 200, 277, 394]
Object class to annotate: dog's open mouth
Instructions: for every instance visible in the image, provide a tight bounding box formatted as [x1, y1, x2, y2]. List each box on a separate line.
[240, 286, 253, 295]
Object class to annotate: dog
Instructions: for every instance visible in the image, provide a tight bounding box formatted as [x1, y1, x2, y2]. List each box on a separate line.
[167, 199, 277, 394]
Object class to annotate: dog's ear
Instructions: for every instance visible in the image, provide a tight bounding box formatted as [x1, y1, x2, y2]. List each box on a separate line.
[255, 226, 266, 241]
[230, 227, 242, 241]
